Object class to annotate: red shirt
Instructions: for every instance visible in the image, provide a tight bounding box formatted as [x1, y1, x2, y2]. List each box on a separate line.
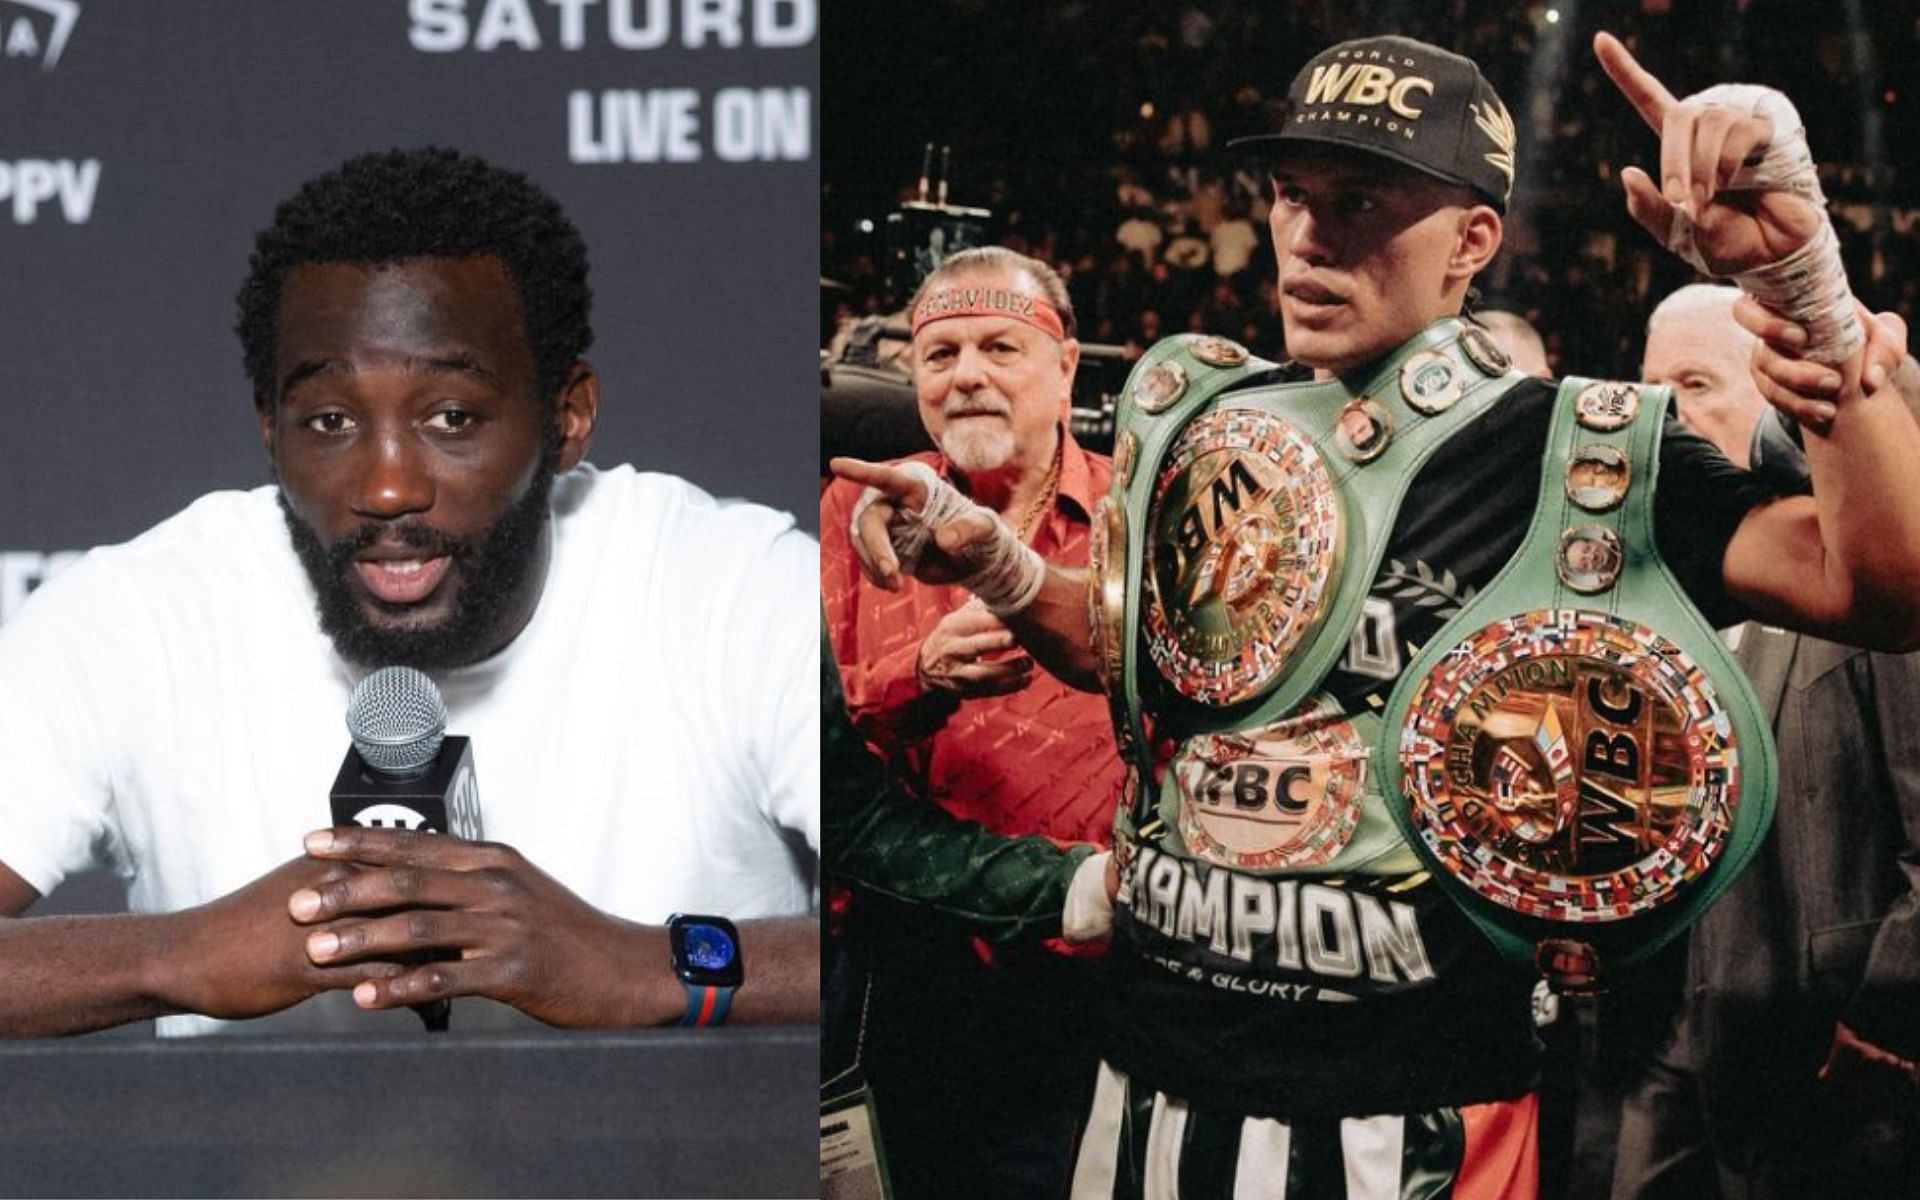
[821, 432, 1121, 849]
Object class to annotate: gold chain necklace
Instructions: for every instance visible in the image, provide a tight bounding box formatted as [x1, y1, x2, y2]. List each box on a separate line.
[1013, 444, 1062, 544]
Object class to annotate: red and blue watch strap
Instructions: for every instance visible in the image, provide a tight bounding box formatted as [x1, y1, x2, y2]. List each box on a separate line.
[679, 984, 735, 1027]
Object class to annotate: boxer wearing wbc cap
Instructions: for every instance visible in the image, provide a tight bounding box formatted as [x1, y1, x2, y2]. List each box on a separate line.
[833, 32, 1920, 1198]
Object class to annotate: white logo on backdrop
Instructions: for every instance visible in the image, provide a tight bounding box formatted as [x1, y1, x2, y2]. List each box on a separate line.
[0, 158, 100, 223]
[407, 0, 814, 52]
[407, 0, 815, 164]
[1, 0, 79, 70]
[567, 87, 807, 163]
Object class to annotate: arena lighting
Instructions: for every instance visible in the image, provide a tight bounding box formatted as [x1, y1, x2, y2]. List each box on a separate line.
[1512, 0, 1578, 213]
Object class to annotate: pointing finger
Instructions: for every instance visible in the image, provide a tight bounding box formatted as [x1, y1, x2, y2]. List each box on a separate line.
[1595, 31, 1676, 134]
[828, 457, 930, 510]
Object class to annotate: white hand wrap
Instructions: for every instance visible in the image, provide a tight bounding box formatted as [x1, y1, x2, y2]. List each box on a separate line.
[1062, 852, 1114, 944]
[1663, 83, 1862, 364]
[848, 461, 1048, 617]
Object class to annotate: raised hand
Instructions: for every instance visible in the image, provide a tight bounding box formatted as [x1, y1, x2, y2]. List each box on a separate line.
[1595, 31, 1822, 277]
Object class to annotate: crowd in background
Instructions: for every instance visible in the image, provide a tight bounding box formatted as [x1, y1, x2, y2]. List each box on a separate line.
[822, 0, 1920, 377]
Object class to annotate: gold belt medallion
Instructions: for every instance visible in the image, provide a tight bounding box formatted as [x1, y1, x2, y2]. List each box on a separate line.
[1143, 407, 1343, 705]
[1172, 704, 1365, 870]
[1397, 609, 1738, 922]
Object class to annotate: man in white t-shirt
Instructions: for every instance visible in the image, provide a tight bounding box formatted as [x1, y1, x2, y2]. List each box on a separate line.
[0, 148, 820, 1037]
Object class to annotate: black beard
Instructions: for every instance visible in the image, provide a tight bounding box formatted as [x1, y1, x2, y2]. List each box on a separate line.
[280, 464, 555, 671]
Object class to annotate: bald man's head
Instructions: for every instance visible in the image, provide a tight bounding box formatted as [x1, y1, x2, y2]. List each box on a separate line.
[1643, 284, 1765, 466]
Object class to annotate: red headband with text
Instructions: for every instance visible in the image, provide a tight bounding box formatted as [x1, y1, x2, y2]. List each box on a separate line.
[910, 284, 1066, 342]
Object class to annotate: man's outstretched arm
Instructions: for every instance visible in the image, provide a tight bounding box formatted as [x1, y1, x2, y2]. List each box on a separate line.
[821, 622, 1099, 939]
[1598, 31, 1920, 649]
[0, 855, 404, 1037]
[827, 455, 1104, 692]
[1722, 299, 1920, 649]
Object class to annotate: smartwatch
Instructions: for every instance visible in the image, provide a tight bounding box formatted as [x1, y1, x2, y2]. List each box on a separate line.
[667, 913, 743, 1027]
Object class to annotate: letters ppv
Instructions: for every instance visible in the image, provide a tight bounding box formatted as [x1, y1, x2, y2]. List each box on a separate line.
[0, 159, 98, 224]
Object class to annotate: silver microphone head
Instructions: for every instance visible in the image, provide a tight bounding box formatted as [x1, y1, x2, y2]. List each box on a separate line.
[345, 667, 447, 778]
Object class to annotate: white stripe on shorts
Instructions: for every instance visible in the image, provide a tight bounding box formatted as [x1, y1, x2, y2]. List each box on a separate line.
[1143, 1090, 1190, 1198]
[1230, 1116, 1292, 1200]
[1341, 1113, 1408, 1200]
[1071, 1061, 1465, 1200]
[1071, 1060, 1128, 1198]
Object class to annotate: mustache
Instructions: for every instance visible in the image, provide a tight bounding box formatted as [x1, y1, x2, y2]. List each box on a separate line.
[944, 401, 1012, 419]
[326, 522, 474, 569]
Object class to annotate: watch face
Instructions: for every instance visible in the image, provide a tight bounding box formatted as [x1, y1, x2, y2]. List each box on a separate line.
[685, 924, 735, 971]
[672, 916, 744, 987]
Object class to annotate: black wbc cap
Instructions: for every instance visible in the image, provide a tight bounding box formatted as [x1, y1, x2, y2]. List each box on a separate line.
[1231, 36, 1516, 213]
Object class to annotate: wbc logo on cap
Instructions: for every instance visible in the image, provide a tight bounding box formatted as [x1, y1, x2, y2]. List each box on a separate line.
[1302, 53, 1435, 121]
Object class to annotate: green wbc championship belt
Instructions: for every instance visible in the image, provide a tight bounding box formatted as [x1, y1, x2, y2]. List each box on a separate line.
[1376, 378, 1777, 990]
[1092, 321, 1525, 802]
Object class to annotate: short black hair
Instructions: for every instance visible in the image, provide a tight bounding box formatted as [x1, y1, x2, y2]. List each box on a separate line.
[236, 147, 593, 409]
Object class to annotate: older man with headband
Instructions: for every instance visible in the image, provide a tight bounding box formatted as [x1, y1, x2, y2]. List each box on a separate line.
[821, 246, 1121, 1197]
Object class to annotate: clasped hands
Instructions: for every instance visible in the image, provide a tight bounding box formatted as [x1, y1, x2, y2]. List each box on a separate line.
[168, 828, 669, 1028]
[917, 599, 1035, 699]
[291, 827, 661, 1026]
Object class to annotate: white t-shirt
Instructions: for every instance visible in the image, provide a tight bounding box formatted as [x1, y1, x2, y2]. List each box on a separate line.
[0, 464, 819, 1033]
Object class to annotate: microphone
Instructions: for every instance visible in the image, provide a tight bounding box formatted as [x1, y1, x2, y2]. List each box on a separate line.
[329, 667, 482, 1031]
[331, 667, 482, 839]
